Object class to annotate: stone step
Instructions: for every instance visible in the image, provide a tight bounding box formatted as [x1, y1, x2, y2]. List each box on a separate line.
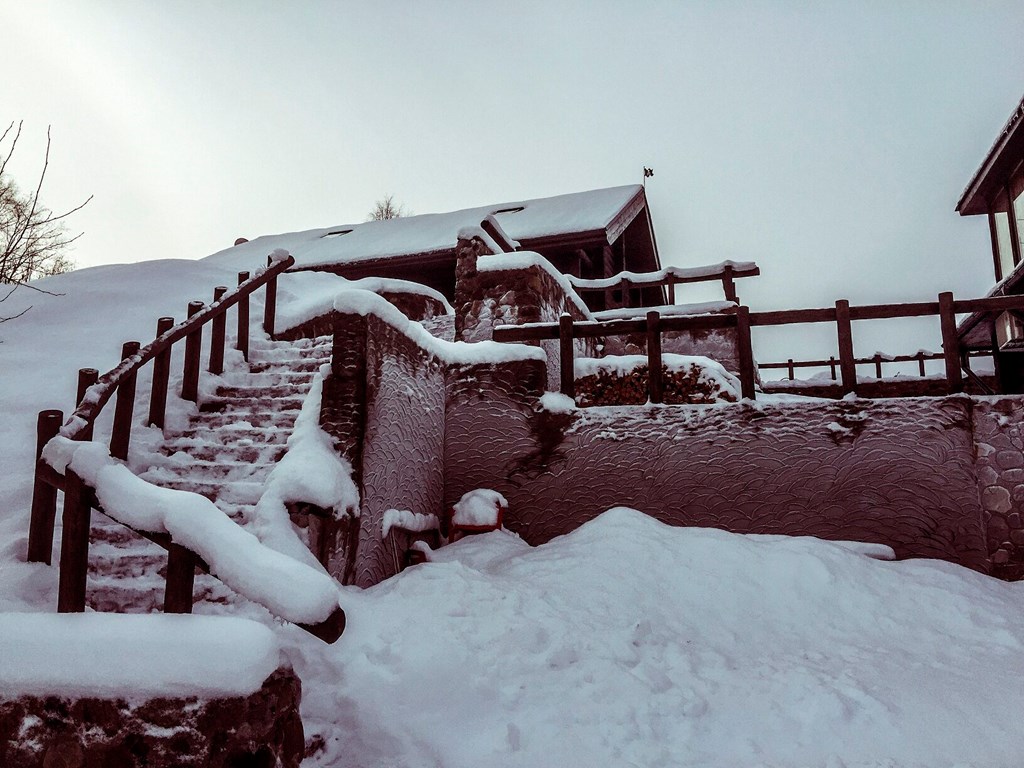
[162, 442, 287, 465]
[87, 574, 237, 614]
[189, 410, 300, 430]
[214, 384, 311, 400]
[200, 395, 306, 413]
[143, 461, 274, 485]
[167, 426, 290, 448]
[248, 358, 324, 374]
[219, 369, 316, 386]
[89, 550, 167, 579]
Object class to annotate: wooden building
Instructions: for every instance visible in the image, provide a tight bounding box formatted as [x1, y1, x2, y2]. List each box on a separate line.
[956, 94, 1024, 391]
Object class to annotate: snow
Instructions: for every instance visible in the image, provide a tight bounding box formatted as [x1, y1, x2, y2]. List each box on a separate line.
[274, 271, 453, 335]
[381, 510, 440, 538]
[593, 300, 736, 320]
[0, 613, 279, 699]
[566, 260, 758, 290]
[253, 366, 360, 568]
[333, 288, 546, 365]
[574, 353, 742, 399]
[289, 507, 1024, 767]
[451, 489, 508, 528]
[41, 437, 341, 625]
[477, 252, 594, 319]
[538, 391, 576, 413]
[203, 185, 642, 272]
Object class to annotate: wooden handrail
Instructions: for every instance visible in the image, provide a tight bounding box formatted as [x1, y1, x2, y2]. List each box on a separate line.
[60, 255, 294, 440]
[22, 253, 346, 643]
[567, 261, 759, 291]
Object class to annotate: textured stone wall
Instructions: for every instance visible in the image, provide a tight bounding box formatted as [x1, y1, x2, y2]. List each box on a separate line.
[445, 392, 991, 573]
[973, 397, 1024, 579]
[0, 668, 303, 768]
[355, 314, 447, 587]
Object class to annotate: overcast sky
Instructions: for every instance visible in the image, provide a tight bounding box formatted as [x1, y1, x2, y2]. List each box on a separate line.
[5, 1, 1024, 364]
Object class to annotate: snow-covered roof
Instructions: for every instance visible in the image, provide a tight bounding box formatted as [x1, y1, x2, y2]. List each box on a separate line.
[203, 185, 645, 272]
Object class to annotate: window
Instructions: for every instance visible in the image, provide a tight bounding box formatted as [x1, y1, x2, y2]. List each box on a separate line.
[1011, 168, 1024, 262]
[992, 190, 1016, 281]
[996, 311, 1024, 349]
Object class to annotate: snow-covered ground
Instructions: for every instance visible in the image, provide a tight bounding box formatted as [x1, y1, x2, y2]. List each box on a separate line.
[3, 255, 1024, 767]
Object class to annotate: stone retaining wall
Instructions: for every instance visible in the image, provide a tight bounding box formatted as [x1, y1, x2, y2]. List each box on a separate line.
[0, 668, 303, 768]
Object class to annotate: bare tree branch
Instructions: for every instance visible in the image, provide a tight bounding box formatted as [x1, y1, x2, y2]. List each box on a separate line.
[0, 122, 87, 324]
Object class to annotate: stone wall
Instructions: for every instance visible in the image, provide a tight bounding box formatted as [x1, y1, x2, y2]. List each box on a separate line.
[444, 386, 992, 573]
[452, 236, 598, 391]
[973, 397, 1024, 579]
[356, 313, 447, 587]
[0, 668, 303, 768]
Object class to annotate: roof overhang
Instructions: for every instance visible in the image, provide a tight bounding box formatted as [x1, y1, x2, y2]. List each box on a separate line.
[957, 94, 1024, 216]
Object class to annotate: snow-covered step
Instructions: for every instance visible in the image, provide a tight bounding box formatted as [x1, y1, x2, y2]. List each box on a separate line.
[191, 410, 300, 430]
[146, 478, 266, 505]
[168, 426, 290, 448]
[141, 461, 276, 484]
[249, 358, 324, 374]
[214, 383, 309, 400]
[218, 369, 316, 386]
[87, 574, 237, 614]
[200, 395, 307, 413]
[160, 443, 287, 464]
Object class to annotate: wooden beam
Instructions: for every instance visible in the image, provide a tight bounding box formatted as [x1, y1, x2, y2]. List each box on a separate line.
[736, 305, 756, 400]
[559, 314, 575, 399]
[646, 311, 663, 403]
[939, 291, 963, 393]
[835, 300, 856, 395]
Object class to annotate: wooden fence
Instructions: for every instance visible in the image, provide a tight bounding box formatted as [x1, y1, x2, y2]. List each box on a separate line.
[492, 291, 1020, 403]
[26, 255, 346, 643]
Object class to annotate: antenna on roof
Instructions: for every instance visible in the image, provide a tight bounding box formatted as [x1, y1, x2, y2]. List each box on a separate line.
[643, 167, 654, 187]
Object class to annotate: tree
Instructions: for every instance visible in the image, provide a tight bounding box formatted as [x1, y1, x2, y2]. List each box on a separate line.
[367, 194, 407, 221]
[1, 121, 91, 322]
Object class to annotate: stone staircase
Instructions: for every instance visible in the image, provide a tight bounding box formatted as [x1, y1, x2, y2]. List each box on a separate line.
[86, 335, 334, 614]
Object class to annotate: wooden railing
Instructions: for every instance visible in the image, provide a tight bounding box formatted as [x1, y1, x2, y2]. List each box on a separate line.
[24, 255, 344, 642]
[567, 261, 760, 305]
[761, 349, 992, 383]
[492, 291, 1022, 403]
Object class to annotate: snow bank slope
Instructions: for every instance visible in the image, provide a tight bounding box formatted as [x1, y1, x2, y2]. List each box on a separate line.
[294, 508, 1024, 768]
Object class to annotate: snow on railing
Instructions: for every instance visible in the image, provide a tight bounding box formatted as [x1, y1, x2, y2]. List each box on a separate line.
[567, 260, 759, 305]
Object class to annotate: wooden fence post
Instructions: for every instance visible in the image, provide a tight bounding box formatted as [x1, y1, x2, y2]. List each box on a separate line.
[110, 341, 140, 461]
[787, 359, 795, 380]
[559, 314, 575, 399]
[237, 271, 250, 362]
[181, 300, 204, 402]
[57, 470, 92, 613]
[666, 277, 676, 305]
[829, 357, 837, 380]
[723, 265, 738, 303]
[164, 544, 197, 614]
[27, 409, 64, 564]
[209, 286, 227, 374]
[939, 291, 963, 394]
[646, 311, 663, 403]
[873, 353, 883, 379]
[835, 300, 857, 395]
[917, 351, 926, 377]
[75, 368, 98, 441]
[263, 255, 278, 338]
[736, 305, 756, 400]
[149, 316, 174, 428]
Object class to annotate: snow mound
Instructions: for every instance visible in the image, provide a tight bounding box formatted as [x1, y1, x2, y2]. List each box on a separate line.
[293, 507, 1024, 768]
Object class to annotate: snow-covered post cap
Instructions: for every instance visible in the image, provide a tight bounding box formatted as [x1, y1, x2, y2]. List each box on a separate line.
[451, 489, 508, 532]
[268, 248, 292, 264]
